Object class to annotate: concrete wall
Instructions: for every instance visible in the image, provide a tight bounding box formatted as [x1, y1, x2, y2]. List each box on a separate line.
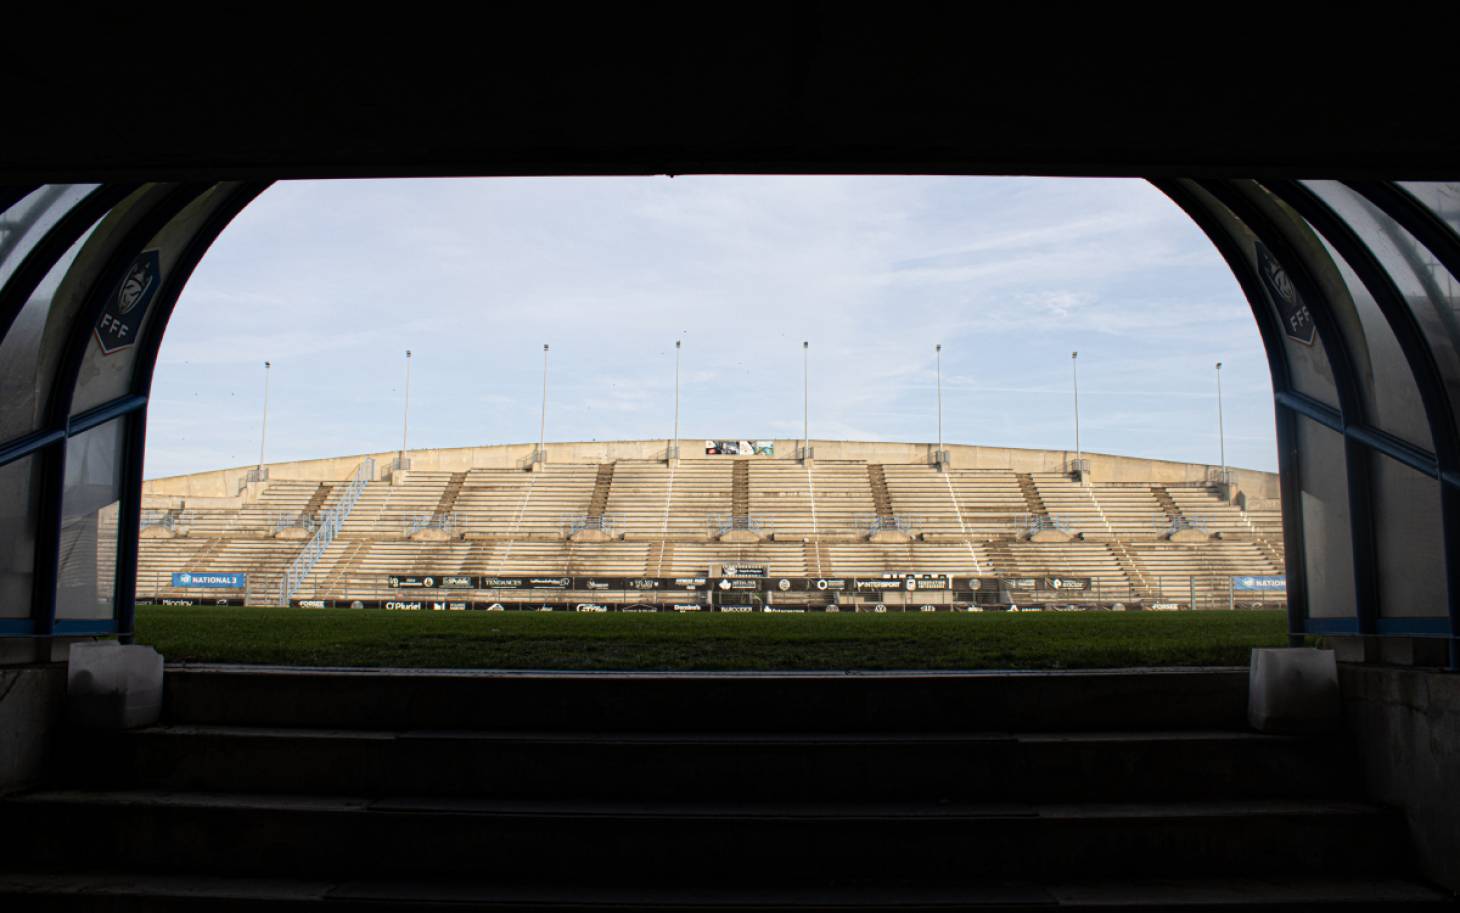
[1341, 664, 1460, 892]
[0, 663, 66, 794]
[145, 439, 1279, 502]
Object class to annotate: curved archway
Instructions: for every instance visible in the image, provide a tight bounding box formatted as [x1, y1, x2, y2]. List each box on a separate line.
[0, 177, 1456, 667]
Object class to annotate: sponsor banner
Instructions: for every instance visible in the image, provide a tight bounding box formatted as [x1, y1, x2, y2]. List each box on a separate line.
[438, 575, 478, 589]
[810, 577, 850, 592]
[1232, 575, 1286, 592]
[1003, 578, 1039, 591]
[344, 599, 377, 609]
[620, 604, 661, 613]
[1044, 576, 1091, 592]
[716, 578, 763, 591]
[854, 579, 905, 593]
[171, 571, 246, 589]
[384, 600, 426, 611]
[901, 574, 952, 591]
[574, 576, 710, 591]
[160, 598, 196, 606]
[670, 604, 703, 612]
[387, 575, 430, 588]
[717, 604, 757, 613]
[764, 605, 806, 613]
[705, 440, 774, 456]
[576, 603, 610, 613]
[291, 599, 333, 609]
[719, 564, 767, 578]
[428, 600, 471, 611]
[474, 577, 572, 590]
[622, 578, 664, 591]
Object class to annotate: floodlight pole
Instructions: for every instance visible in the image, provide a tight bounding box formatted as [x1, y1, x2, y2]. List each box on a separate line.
[258, 361, 271, 470]
[671, 339, 681, 462]
[935, 343, 944, 469]
[400, 350, 412, 464]
[802, 341, 810, 461]
[1216, 361, 1228, 495]
[1071, 351, 1081, 468]
[538, 344, 549, 466]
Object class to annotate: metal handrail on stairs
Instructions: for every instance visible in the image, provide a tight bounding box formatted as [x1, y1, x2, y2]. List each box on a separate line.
[277, 458, 373, 605]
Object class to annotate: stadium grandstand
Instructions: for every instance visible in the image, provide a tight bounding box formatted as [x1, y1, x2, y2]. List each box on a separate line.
[138, 439, 1286, 613]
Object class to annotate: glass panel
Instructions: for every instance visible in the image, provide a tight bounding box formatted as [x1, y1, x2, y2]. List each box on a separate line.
[1295, 416, 1354, 619]
[56, 420, 123, 621]
[1307, 181, 1460, 447]
[0, 225, 102, 441]
[1311, 231, 1433, 448]
[0, 454, 41, 618]
[1396, 182, 1460, 236]
[71, 186, 231, 416]
[1370, 451, 1446, 619]
[0, 185, 98, 296]
[1184, 182, 1343, 411]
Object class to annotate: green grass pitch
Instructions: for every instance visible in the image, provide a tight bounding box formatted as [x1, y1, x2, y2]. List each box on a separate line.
[135, 605, 1292, 671]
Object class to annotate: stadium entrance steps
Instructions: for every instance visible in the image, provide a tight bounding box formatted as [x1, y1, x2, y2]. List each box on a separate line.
[0, 668, 1448, 909]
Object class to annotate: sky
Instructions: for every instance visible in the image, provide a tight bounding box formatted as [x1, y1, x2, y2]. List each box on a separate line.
[145, 176, 1277, 479]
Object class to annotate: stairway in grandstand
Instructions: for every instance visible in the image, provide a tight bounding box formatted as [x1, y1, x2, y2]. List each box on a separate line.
[1015, 471, 1049, 520]
[1152, 485, 1184, 523]
[731, 459, 750, 525]
[866, 463, 895, 523]
[1, 667, 1448, 908]
[586, 462, 614, 520]
[431, 471, 467, 517]
[300, 482, 334, 520]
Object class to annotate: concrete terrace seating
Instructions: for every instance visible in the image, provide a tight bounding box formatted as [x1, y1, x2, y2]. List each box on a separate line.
[141, 538, 305, 602]
[138, 444, 1286, 605]
[878, 464, 964, 535]
[748, 460, 877, 538]
[1028, 473, 1109, 537]
[1124, 539, 1284, 606]
[339, 473, 453, 537]
[1087, 484, 1168, 538]
[820, 542, 987, 576]
[992, 541, 1130, 594]
[663, 461, 734, 539]
[1166, 486, 1259, 538]
[602, 461, 674, 538]
[945, 470, 1031, 537]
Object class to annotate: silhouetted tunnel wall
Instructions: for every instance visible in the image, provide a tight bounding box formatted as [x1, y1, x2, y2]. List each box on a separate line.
[0, 178, 1457, 666]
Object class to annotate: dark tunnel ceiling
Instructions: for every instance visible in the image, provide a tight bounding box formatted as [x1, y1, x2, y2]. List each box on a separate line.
[7, 11, 1458, 183]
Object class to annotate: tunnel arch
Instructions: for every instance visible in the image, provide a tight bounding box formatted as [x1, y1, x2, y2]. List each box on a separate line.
[0, 177, 1456, 665]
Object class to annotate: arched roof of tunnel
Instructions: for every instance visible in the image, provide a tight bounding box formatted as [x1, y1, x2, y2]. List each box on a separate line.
[1, 12, 1457, 663]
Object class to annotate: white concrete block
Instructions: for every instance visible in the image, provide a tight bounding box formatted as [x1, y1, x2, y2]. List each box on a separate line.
[1248, 647, 1340, 733]
[66, 642, 163, 730]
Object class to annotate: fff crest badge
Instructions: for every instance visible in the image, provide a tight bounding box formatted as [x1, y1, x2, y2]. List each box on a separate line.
[1254, 241, 1315, 346]
[93, 250, 162, 355]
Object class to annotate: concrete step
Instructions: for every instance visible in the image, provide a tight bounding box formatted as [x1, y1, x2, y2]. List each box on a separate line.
[0, 790, 1413, 883]
[161, 666, 1250, 732]
[0, 871, 1451, 910]
[71, 726, 1354, 803]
